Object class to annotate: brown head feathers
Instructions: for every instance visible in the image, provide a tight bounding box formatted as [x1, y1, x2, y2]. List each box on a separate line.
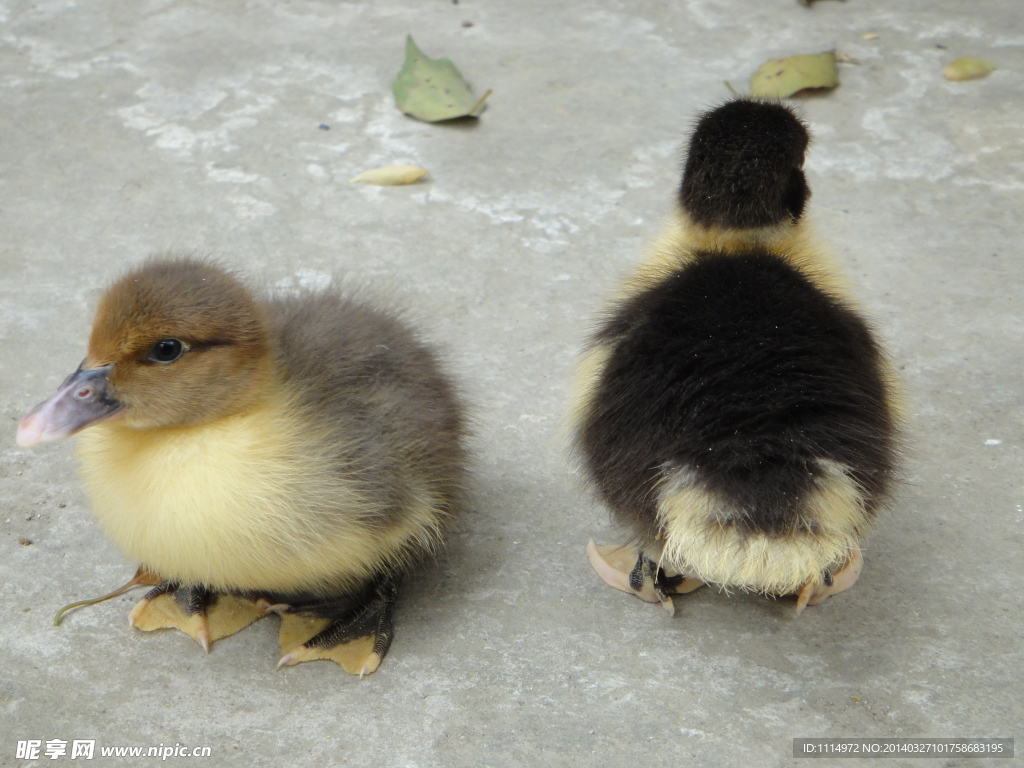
[87, 257, 271, 429]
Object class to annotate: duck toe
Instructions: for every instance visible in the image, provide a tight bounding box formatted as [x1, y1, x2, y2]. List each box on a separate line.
[794, 548, 864, 615]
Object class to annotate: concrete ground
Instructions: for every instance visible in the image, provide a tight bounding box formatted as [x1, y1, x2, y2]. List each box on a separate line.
[2, 0, 1022, 766]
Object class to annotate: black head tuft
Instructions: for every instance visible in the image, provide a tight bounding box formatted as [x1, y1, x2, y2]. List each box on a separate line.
[679, 98, 811, 229]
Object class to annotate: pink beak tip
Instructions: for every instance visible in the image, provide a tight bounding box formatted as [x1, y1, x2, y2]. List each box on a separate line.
[16, 416, 41, 448]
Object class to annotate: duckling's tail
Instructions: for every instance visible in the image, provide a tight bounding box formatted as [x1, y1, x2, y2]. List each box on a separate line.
[655, 456, 871, 596]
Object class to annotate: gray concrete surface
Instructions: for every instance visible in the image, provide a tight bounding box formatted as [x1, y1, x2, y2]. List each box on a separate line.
[2, 1, 1022, 766]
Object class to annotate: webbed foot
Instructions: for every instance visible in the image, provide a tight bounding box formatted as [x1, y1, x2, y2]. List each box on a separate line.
[586, 539, 702, 615]
[128, 582, 266, 651]
[794, 547, 864, 614]
[276, 574, 398, 677]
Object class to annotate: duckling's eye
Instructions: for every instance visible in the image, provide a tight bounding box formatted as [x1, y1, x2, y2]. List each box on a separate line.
[148, 338, 185, 364]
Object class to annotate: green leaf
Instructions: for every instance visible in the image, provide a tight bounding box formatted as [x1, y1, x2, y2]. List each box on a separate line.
[392, 35, 491, 122]
[749, 51, 839, 98]
[943, 58, 995, 82]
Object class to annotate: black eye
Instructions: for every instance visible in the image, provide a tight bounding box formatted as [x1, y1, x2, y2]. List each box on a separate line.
[148, 339, 185, 364]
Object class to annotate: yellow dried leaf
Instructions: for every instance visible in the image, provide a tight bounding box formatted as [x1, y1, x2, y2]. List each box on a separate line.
[348, 165, 428, 186]
[749, 51, 839, 98]
[943, 58, 995, 82]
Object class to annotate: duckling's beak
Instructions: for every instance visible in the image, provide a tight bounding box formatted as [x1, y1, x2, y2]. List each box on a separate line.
[17, 363, 122, 447]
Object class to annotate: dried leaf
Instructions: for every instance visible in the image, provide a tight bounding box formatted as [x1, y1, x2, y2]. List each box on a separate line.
[392, 35, 490, 122]
[349, 165, 428, 186]
[943, 58, 995, 82]
[749, 51, 839, 98]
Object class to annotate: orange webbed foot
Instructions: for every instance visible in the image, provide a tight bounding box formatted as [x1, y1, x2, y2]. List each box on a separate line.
[274, 574, 397, 677]
[128, 583, 266, 651]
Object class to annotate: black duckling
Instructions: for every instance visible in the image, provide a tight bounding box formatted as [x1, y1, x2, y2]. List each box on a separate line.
[571, 99, 900, 615]
[18, 256, 467, 675]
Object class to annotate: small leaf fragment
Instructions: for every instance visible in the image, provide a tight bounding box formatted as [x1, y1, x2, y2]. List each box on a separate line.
[392, 35, 489, 122]
[749, 51, 839, 98]
[349, 165, 428, 186]
[943, 58, 995, 82]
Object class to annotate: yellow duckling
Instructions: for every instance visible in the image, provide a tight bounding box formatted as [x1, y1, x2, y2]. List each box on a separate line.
[18, 256, 467, 675]
[572, 99, 901, 614]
